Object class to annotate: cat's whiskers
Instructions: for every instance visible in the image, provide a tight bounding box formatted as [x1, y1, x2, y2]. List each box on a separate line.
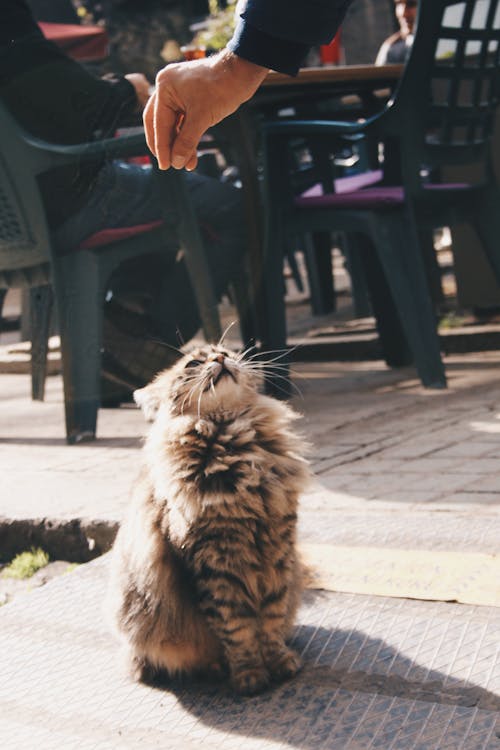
[181, 372, 206, 414]
[241, 361, 291, 377]
[235, 344, 258, 363]
[243, 361, 290, 373]
[144, 335, 185, 357]
[257, 349, 299, 365]
[178, 373, 205, 414]
[244, 345, 299, 364]
[262, 374, 303, 400]
[218, 321, 237, 347]
[240, 361, 303, 399]
[196, 375, 209, 418]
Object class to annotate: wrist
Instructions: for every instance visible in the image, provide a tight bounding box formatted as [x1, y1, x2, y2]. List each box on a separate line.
[213, 49, 269, 100]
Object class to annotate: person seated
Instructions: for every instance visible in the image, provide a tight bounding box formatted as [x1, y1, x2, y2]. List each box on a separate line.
[375, 0, 418, 66]
[1, 0, 246, 401]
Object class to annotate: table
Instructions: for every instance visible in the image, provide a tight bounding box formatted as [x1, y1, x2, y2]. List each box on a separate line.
[261, 63, 403, 103]
[39, 22, 109, 63]
[223, 64, 404, 345]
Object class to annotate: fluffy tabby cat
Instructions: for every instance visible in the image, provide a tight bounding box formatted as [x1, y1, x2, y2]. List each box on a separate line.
[107, 343, 310, 695]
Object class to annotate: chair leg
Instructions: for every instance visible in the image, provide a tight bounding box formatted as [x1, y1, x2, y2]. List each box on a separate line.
[286, 245, 305, 294]
[53, 253, 105, 443]
[260, 136, 293, 398]
[30, 285, 53, 401]
[229, 263, 257, 347]
[341, 233, 372, 318]
[370, 211, 446, 388]
[303, 232, 336, 315]
[352, 233, 412, 367]
[261, 232, 291, 398]
[418, 227, 444, 306]
[0, 289, 7, 333]
[471, 187, 500, 285]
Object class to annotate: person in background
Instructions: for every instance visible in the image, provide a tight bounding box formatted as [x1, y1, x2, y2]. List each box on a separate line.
[2, 0, 246, 401]
[375, 0, 418, 66]
[144, 0, 355, 171]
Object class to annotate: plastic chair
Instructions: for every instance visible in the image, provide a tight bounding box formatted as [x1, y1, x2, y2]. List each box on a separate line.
[0, 102, 221, 443]
[261, 0, 500, 394]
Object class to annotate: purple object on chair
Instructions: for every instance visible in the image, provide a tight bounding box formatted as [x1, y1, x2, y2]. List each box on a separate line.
[296, 169, 470, 210]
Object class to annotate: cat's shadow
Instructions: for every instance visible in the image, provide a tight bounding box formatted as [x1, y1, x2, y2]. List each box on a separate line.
[148, 593, 499, 748]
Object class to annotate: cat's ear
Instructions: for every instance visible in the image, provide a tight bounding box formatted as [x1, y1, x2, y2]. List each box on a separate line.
[134, 385, 162, 422]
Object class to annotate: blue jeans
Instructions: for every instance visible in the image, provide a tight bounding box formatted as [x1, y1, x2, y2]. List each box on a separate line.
[55, 161, 246, 344]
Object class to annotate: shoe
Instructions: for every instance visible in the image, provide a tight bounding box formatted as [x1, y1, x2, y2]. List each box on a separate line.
[100, 300, 180, 406]
[100, 351, 140, 407]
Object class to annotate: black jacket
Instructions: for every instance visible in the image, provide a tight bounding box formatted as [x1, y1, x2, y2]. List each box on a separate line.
[228, 0, 354, 75]
[0, 0, 137, 228]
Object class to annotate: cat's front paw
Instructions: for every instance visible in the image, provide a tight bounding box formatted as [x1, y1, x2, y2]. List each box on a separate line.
[266, 648, 302, 683]
[231, 666, 270, 696]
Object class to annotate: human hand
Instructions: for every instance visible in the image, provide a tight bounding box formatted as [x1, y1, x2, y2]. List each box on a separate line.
[143, 50, 269, 171]
[124, 73, 153, 110]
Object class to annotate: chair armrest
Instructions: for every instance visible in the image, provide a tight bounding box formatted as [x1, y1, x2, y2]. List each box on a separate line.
[261, 99, 392, 141]
[263, 118, 369, 139]
[23, 132, 151, 174]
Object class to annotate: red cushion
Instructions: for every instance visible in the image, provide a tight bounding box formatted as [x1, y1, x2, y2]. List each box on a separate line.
[38, 22, 109, 62]
[78, 220, 163, 250]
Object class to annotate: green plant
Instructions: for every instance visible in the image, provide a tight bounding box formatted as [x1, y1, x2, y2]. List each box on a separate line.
[2, 548, 49, 580]
[193, 0, 238, 51]
[438, 312, 467, 330]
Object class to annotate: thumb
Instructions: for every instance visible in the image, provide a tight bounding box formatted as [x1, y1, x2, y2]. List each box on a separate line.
[170, 113, 205, 170]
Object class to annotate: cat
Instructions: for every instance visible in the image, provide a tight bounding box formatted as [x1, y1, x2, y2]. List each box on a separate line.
[107, 343, 311, 695]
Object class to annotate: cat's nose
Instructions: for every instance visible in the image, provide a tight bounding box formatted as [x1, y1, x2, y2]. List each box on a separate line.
[214, 354, 225, 365]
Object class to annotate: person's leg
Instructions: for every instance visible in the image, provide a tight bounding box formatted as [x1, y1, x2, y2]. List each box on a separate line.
[149, 172, 246, 344]
[55, 162, 245, 323]
[54, 162, 246, 395]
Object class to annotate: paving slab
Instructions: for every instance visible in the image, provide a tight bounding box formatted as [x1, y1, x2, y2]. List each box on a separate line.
[0, 556, 498, 750]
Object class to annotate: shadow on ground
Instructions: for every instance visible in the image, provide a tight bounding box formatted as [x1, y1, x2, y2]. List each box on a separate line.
[142, 592, 500, 748]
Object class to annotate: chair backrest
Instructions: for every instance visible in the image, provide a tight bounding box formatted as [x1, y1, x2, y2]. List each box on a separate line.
[383, 0, 500, 188]
[0, 102, 52, 277]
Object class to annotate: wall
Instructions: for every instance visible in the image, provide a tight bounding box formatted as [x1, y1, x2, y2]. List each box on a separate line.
[342, 0, 396, 64]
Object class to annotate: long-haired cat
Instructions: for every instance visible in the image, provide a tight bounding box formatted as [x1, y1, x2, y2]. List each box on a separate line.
[107, 343, 310, 695]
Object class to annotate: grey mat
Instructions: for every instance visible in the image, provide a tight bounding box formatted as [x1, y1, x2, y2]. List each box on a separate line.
[0, 556, 498, 750]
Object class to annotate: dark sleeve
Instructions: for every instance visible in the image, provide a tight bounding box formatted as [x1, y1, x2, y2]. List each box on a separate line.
[0, 37, 137, 145]
[0, 0, 137, 144]
[0, 0, 138, 228]
[227, 0, 354, 75]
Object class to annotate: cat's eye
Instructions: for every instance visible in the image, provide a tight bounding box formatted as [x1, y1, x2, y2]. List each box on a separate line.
[185, 359, 203, 369]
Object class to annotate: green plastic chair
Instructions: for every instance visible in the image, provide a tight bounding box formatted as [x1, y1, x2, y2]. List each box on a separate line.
[261, 0, 500, 394]
[0, 102, 222, 443]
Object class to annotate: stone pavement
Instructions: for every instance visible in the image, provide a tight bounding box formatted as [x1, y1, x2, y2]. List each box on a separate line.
[1, 351, 500, 748]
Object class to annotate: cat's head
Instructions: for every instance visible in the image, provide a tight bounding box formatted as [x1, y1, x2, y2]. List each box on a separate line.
[134, 344, 262, 421]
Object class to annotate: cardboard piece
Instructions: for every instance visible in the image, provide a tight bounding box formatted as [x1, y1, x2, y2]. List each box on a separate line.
[299, 543, 500, 607]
